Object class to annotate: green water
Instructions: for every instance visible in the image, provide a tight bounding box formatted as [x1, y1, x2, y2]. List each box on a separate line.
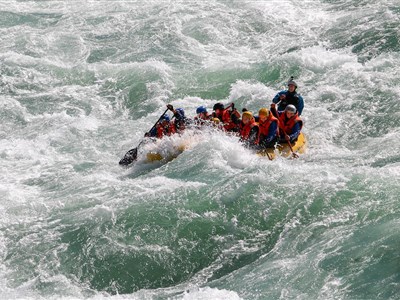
[1, 0, 399, 299]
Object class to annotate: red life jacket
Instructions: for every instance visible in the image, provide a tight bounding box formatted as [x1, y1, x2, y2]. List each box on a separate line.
[213, 109, 230, 123]
[219, 109, 240, 131]
[239, 118, 258, 140]
[195, 113, 211, 121]
[213, 108, 240, 131]
[278, 112, 303, 135]
[156, 122, 176, 138]
[257, 114, 278, 141]
[194, 113, 211, 126]
[174, 120, 185, 132]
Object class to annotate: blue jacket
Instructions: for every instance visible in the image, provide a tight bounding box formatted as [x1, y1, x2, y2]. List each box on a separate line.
[265, 120, 278, 144]
[284, 121, 301, 142]
[256, 115, 278, 148]
[272, 90, 304, 116]
[173, 109, 185, 122]
[173, 108, 186, 131]
[148, 127, 157, 137]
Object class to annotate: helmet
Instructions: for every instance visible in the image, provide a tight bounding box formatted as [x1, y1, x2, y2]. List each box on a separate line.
[287, 76, 298, 88]
[212, 118, 220, 124]
[175, 108, 185, 117]
[161, 114, 170, 122]
[285, 104, 297, 113]
[196, 106, 207, 114]
[213, 102, 224, 111]
[242, 111, 253, 119]
[258, 108, 269, 116]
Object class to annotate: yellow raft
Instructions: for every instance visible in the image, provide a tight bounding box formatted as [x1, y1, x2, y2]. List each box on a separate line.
[257, 132, 307, 160]
[145, 144, 187, 162]
[144, 133, 307, 162]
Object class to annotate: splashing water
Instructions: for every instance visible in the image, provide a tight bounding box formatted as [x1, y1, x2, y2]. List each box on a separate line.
[1, 1, 400, 299]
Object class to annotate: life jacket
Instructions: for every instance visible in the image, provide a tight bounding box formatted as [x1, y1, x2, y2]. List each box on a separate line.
[239, 118, 258, 140]
[213, 109, 230, 123]
[217, 109, 240, 132]
[278, 112, 303, 135]
[156, 122, 176, 138]
[194, 113, 211, 126]
[257, 114, 278, 143]
[174, 119, 185, 132]
[195, 113, 211, 121]
[226, 109, 241, 131]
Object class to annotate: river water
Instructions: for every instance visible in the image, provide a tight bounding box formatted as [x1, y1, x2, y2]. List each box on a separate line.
[1, 1, 400, 299]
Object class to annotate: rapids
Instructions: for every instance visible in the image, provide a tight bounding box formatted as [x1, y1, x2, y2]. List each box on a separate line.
[1, 1, 399, 299]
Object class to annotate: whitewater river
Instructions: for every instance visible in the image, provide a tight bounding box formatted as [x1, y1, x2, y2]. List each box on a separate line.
[1, 1, 399, 299]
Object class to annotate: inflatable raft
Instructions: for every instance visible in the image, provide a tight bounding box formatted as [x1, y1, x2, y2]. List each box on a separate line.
[139, 132, 203, 163]
[257, 132, 307, 160]
[145, 144, 187, 162]
[136, 132, 306, 164]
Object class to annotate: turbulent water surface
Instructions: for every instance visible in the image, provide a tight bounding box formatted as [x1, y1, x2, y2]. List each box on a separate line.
[1, 0, 400, 299]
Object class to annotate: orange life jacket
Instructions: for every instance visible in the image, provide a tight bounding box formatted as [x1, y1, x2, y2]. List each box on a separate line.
[239, 118, 258, 140]
[213, 109, 230, 123]
[257, 114, 278, 142]
[221, 109, 240, 131]
[278, 112, 303, 135]
[213, 108, 241, 131]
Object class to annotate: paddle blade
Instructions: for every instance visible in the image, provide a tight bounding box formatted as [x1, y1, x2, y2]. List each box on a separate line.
[119, 148, 138, 166]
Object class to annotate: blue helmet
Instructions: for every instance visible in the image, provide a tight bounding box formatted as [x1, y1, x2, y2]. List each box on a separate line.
[196, 106, 207, 114]
[160, 114, 170, 122]
[175, 108, 185, 118]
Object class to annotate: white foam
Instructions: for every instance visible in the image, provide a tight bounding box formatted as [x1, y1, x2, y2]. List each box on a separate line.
[181, 287, 242, 300]
[1, 1, 399, 299]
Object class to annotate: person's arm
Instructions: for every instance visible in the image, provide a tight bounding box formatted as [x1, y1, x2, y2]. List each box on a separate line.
[266, 121, 278, 143]
[272, 91, 284, 104]
[273, 91, 286, 104]
[288, 122, 301, 141]
[297, 95, 304, 116]
[270, 103, 278, 118]
[167, 104, 185, 121]
[272, 93, 280, 104]
[248, 126, 259, 146]
[174, 111, 185, 121]
[230, 109, 241, 125]
[146, 127, 157, 137]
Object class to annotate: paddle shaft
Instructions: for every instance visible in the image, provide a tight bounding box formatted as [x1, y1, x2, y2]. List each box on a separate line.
[134, 108, 171, 149]
[119, 108, 171, 165]
[131, 107, 170, 151]
[146, 108, 170, 136]
[280, 128, 299, 158]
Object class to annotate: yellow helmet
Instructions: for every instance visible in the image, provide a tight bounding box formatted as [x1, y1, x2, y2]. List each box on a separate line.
[258, 108, 269, 116]
[241, 111, 253, 119]
[212, 118, 220, 124]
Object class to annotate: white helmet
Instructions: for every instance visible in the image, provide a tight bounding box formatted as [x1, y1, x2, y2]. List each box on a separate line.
[287, 76, 297, 88]
[285, 104, 297, 113]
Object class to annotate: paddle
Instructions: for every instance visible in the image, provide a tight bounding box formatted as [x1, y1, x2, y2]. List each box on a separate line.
[282, 129, 299, 159]
[119, 108, 169, 166]
[265, 150, 273, 161]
